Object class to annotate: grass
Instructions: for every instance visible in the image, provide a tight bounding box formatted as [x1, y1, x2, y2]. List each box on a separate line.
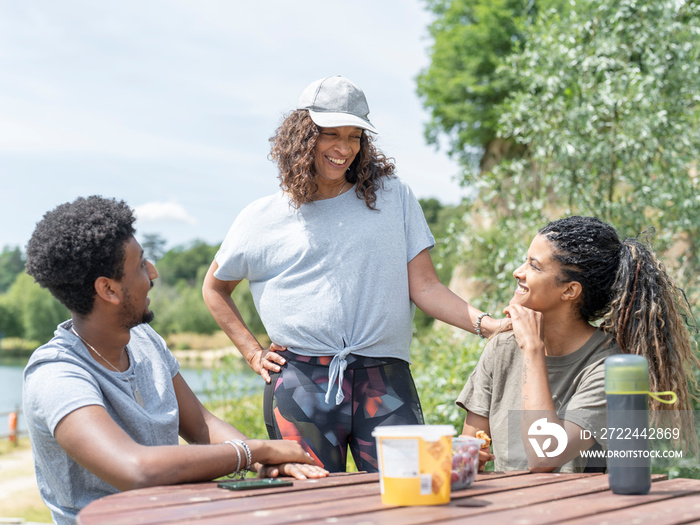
[0, 438, 30, 456]
[0, 438, 52, 523]
[3, 494, 52, 523]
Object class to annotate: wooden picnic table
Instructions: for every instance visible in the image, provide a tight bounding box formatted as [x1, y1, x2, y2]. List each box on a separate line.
[77, 470, 700, 524]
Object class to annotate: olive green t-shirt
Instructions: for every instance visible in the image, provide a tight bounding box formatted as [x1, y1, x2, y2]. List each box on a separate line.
[456, 329, 618, 472]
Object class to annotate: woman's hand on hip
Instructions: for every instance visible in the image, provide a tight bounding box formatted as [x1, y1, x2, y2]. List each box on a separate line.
[250, 343, 287, 383]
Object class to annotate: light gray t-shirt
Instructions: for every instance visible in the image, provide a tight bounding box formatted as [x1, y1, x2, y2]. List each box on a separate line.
[23, 320, 181, 525]
[456, 329, 618, 472]
[215, 175, 435, 403]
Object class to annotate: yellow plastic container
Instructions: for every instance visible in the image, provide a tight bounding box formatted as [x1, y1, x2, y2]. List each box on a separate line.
[372, 425, 456, 506]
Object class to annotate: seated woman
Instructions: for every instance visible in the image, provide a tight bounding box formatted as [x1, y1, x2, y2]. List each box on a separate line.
[457, 216, 698, 472]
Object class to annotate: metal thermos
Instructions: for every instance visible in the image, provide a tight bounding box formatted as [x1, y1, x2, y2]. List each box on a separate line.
[604, 354, 651, 495]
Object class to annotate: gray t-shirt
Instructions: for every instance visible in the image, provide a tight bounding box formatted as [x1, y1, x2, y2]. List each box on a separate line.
[214, 175, 435, 403]
[456, 329, 618, 472]
[23, 320, 181, 525]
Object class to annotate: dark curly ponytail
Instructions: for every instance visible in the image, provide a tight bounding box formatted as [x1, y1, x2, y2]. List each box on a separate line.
[541, 216, 699, 451]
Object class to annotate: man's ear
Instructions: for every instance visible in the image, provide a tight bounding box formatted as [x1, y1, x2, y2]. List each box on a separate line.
[561, 281, 583, 303]
[94, 276, 121, 306]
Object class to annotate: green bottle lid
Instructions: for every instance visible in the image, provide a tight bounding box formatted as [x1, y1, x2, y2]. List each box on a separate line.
[604, 354, 649, 393]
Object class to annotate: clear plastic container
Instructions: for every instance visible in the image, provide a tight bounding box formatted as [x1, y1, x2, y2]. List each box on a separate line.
[451, 436, 484, 490]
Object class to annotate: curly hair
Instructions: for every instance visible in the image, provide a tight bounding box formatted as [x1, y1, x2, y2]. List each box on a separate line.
[25, 196, 136, 316]
[268, 110, 395, 209]
[539, 216, 621, 323]
[540, 216, 699, 450]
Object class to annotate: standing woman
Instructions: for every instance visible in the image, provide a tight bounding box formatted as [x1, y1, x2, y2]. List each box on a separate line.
[458, 216, 698, 472]
[203, 76, 501, 472]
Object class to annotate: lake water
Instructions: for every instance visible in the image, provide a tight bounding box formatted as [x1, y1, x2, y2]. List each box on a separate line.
[0, 356, 262, 438]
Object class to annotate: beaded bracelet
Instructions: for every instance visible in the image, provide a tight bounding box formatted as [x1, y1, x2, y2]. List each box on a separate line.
[226, 439, 252, 479]
[239, 440, 252, 475]
[475, 312, 492, 339]
[224, 440, 242, 478]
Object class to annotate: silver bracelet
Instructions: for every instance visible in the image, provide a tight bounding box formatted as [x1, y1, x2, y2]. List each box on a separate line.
[475, 312, 491, 339]
[228, 439, 252, 479]
[224, 440, 242, 478]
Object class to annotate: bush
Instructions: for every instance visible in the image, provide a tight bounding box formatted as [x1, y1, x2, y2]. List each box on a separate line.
[411, 327, 484, 431]
[5, 273, 68, 343]
[204, 354, 268, 439]
[0, 298, 22, 338]
[151, 267, 265, 338]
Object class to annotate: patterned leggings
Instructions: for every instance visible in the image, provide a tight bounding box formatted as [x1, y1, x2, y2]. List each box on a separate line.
[263, 352, 424, 473]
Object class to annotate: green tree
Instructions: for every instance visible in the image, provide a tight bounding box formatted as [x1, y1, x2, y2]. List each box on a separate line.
[420, 197, 459, 283]
[415, 198, 470, 332]
[411, 326, 484, 428]
[420, 0, 700, 312]
[0, 296, 22, 338]
[151, 265, 221, 335]
[0, 246, 25, 293]
[472, 0, 700, 307]
[156, 241, 219, 287]
[417, 0, 567, 171]
[6, 273, 69, 343]
[150, 282, 221, 335]
[141, 233, 167, 263]
[150, 257, 265, 338]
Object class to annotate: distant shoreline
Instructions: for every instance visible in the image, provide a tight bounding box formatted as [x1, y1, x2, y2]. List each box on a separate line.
[0, 345, 245, 370]
[171, 347, 244, 369]
[0, 348, 34, 359]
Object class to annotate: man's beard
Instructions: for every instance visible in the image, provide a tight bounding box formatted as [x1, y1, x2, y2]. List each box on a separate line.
[120, 288, 155, 330]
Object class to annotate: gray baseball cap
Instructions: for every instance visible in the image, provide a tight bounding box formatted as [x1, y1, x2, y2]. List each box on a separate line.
[296, 76, 379, 134]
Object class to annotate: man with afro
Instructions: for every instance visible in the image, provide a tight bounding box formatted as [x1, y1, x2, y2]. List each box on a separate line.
[23, 195, 326, 525]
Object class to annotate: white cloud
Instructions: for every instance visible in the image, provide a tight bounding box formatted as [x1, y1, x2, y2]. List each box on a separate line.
[134, 201, 197, 225]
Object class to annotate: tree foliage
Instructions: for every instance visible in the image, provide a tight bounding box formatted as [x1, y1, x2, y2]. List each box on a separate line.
[0, 296, 22, 338]
[421, 0, 700, 312]
[417, 0, 567, 169]
[0, 240, 265, 344]
[156, 241, 219, 287]
[480, 0, 700, 305]
[141, 233, 167, 263]
[415, 198, 469, 331]
[411, 327, 484, 429]
[416, 0, 700, 478]
[148, 240, 265, 337]
[149, 265, 265, 337]
[0, 246, 25, 294]
[6, 273, 69, 343]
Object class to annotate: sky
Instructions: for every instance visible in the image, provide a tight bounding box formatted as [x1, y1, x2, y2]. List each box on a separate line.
[0, 0, 467, 252]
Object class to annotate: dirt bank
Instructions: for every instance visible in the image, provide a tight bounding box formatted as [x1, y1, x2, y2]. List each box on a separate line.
[0, 444, 51, 522]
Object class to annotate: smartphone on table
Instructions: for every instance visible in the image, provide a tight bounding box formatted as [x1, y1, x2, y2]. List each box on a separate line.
[217, 479, 293, 491]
